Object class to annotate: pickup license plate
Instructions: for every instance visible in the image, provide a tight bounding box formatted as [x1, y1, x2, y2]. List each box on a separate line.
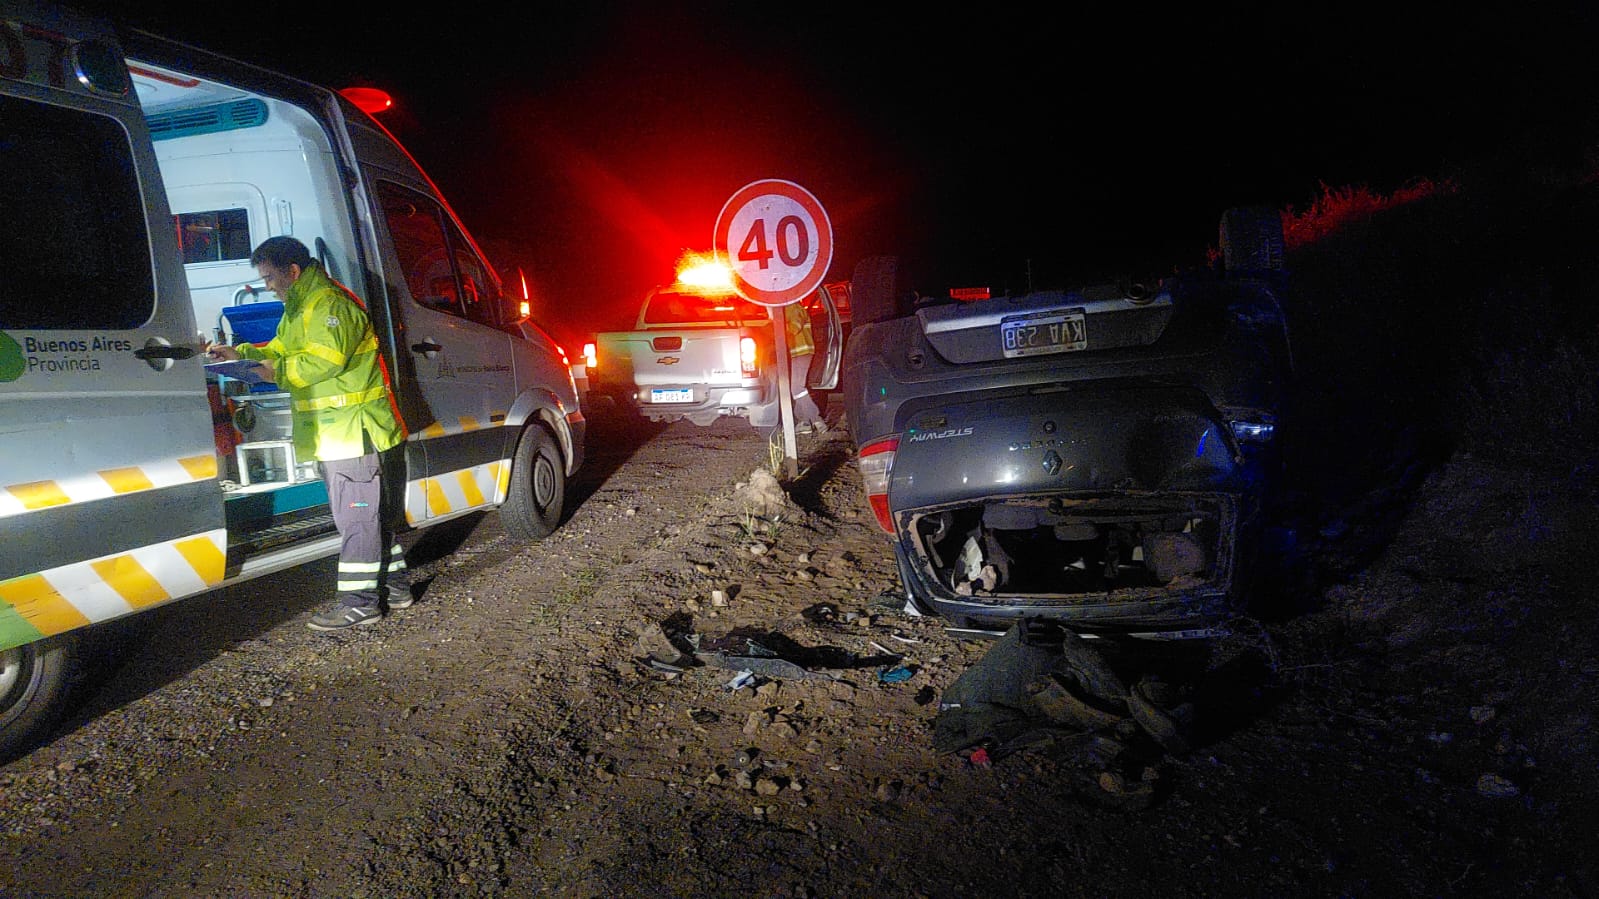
[1000, 311, 1087, 358]
[650, 388, 694, 403]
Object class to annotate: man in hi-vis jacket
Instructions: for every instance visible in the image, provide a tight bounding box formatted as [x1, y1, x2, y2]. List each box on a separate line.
[206, 236, 411, 631]
[783, 300, 824, 434]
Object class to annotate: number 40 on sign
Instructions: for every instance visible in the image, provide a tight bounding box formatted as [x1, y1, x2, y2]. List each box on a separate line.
[714, 179, 833, 309]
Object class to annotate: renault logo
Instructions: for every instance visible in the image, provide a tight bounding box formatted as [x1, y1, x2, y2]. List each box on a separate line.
[1042, 449, 1062, 475]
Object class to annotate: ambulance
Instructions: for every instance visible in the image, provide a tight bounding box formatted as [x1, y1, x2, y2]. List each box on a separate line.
[0, 2, 586, 757]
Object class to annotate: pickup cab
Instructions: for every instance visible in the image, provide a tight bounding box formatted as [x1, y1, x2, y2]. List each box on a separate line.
[589, 282, 843, 426]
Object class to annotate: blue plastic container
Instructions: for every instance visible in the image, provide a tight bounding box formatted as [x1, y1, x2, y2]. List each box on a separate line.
[220, 301, 284, 345]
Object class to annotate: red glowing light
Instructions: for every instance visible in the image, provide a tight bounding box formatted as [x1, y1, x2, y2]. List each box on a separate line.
[674, 252, 734, 292]
[340, 87, 393, 115]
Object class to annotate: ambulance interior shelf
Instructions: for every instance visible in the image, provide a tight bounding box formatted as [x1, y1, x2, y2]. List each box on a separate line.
[203, 358, 316, 492]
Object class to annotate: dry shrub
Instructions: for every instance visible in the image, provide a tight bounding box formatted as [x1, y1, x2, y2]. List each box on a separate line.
[1279, 168, 1599, 475]
[1281, 179, 1457, 250]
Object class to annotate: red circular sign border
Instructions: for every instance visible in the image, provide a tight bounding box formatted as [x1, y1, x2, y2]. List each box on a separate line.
[714, 179, 833, 307]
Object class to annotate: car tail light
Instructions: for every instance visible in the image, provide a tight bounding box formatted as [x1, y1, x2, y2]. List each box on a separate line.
[858, 435, 899, 533]
[583, 342, 597, 370]
[740, 336, 757, 377]
[1229, 420, 1275, 443]
[1219, 406, 1276, 444]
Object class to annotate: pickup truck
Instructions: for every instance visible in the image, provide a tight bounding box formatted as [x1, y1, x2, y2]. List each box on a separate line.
[841, 208, 1295, 641]
[588, 282, 843, 426]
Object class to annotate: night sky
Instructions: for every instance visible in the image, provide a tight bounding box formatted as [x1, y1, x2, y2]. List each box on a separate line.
[76, 2, 1599, 332]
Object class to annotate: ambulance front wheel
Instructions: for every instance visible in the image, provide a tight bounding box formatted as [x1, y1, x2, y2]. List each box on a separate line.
[503, 423, 566, 541]
[0, 634, 78, 763]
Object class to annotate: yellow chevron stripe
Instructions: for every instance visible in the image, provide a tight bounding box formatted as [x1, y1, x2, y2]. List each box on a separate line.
[174, 535, 226, 584]
[99, 466, 155, 494]
[4, 455, 219, 518]
[10, 480, 71, 510]
[179, 454, 218, 479]
[2, 531, 226, 640]
[410, 416, 512, 441]
[0, 574, 91, 634]
[425, 478, 450, 516]
[401, 456, 518, 524]
[455, 468, 485, 507]
[91, 555, 168, 609]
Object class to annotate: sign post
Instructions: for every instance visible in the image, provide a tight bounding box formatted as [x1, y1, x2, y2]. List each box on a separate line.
[714, 180, 832, 479]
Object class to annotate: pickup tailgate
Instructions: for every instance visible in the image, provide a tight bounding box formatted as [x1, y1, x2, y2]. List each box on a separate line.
[631, 327, 758, 394]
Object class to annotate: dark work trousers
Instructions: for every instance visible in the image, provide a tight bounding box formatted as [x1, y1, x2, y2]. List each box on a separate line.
[321, 452, 409, 609]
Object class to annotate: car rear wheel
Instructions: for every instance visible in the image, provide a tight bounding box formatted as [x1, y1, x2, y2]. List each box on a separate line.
[850, 255, 908, 326]
[502, 423, 566, 540]
[0, 635, 77, 762]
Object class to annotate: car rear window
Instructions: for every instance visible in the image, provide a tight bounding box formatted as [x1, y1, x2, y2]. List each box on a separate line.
[642, 291, 766, 325]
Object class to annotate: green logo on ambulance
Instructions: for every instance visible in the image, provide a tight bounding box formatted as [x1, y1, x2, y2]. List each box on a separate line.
[0, 332, 24, 382]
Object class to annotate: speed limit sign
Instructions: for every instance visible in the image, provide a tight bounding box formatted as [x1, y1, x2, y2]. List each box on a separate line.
[714, 179, 833, 307]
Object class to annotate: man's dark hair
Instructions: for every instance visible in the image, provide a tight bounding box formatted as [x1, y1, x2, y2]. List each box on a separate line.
[250, 236, 315, 270]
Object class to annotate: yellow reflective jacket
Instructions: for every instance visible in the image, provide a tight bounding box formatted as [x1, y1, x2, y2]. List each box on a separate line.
[236, 263, 404, 461]
[783, 301, 816, 356]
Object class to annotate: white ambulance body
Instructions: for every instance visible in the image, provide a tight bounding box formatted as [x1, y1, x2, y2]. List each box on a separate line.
[0, 2, 585, 757]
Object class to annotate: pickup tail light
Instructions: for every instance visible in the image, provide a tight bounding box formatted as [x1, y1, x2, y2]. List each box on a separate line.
[740, 336, 757, 377]
[858, 436, 899, 533]
[583, 342, 597, 370]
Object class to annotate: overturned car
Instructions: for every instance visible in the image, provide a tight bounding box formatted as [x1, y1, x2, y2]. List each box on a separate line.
[842, 209, 1295, 640]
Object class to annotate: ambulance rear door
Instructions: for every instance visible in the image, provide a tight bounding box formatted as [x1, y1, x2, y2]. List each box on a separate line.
[0, 4, 227, 653]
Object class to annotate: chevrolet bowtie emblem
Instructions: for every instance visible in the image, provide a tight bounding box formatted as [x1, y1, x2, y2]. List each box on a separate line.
[657, 356, 680, 365]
